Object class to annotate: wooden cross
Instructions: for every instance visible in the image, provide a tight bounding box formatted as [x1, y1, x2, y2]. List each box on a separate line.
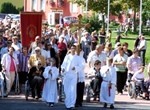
[70, 14, 90, 55]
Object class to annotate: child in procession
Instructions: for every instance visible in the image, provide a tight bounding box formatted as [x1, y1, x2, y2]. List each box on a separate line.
[42, 58, 59, 107]
[100, 58, 117, 109]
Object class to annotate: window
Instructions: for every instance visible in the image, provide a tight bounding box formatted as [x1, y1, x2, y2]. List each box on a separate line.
[41, 0, 45, 11]
[70, 3, 78, 13]
[32, 0, 37, 11]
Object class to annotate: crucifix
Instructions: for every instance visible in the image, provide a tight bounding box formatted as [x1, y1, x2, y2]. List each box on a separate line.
[70, 14, 90, 55]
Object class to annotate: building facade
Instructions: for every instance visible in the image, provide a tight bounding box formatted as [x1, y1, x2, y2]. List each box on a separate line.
[24, 0, 85, 25]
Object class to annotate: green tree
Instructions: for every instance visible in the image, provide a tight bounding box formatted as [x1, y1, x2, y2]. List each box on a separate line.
[17, 6, 24, 12]
[142, 0, 150, 25]
[121, 0, 141, 32]
[0, 2, 18, 14]
[69, 0, 122, 31]
[82, 13, 102, 33]
[121, 0, 149, 33]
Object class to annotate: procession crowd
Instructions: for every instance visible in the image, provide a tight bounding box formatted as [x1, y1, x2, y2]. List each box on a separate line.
[0, 17, 150, 110]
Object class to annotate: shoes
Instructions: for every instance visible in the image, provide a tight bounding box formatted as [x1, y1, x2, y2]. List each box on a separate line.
[75, 104, 79, 107]
[66, 107, 76, 110]
[118, 93, 123, 95]
[35, 97, 39, 100]
[110, 104, 114, 109]
[70, 107, 76, 110]
[104, 103, 107, 108]
[50, 103, 54, 107]
[117, 91, 123, 95]
[93, 97, 97, 101]
[4, 94, 8, 97]
[31, 94, 35, 98]
[48, 103, 54, 107]
[75, 103, 82, 107]
[79, 103, 82, 107]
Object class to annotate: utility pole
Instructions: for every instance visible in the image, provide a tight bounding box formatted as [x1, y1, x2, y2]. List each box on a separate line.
[86, 0, 88, 18]
[139, 0, 142, 35]
[107, 0, 110, 35]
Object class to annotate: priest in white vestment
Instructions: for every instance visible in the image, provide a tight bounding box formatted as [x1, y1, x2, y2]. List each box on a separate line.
[61, 45, 81, 109]
[100, 58, 116, 109]
[42, 58, 59, 107]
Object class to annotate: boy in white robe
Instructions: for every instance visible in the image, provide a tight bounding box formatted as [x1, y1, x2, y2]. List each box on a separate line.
[42, 58, 59, 107]
[61, 45, 81, 109]
[100, 58, 116, 109]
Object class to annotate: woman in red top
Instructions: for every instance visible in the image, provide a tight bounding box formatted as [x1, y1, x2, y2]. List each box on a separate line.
[58, 36, 67, 65]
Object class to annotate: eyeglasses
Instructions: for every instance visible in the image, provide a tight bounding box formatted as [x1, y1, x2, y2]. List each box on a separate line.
[38, 63, 41, 66]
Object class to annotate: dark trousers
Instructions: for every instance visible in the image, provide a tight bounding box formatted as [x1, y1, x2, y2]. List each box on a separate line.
[31, 76, 43, 98]
[117, 71, 127, 93]
[135, 80, 147, 93]
[100, 37, 105, 44]
[140, 50, 146, 66]
[90, 77, 102, 96]
[76, 82, 85, 105]
[83, 47, 90, 61]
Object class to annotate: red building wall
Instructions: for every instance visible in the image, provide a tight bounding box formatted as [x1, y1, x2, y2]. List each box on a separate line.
[24, 0, 127, 25]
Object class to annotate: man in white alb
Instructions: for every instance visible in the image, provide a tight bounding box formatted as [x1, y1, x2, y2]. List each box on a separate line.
[61, 45, 82, 109]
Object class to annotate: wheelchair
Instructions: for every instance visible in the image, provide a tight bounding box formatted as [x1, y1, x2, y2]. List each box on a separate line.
[85, 77, 102, 102]
[0, 72, 5, 97]
[25, 67, 44, 101]
[57, 71, 65, 102]
[0, 72, 8, 97]
[128, 80, 149, 100]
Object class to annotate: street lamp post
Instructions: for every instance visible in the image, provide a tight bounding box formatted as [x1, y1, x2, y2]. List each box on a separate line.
[86, 0, 88, 18]
[107, 0, 110, 35]
[139, 0, 142, 35]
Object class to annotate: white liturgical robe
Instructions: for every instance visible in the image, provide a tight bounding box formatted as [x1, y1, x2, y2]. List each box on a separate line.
[42, 66, 59, 103]
[61, 54, 81, 108]
[100, 65, 116, 104]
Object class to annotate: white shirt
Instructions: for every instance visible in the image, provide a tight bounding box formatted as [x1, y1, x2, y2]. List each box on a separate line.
[11, 43, 22, 54]
[132, 71, 144, 80]
[138, 39, 147, 50]
[87, 51, 99, 68]
[99, 51, 107, 66]
[32, 49, 49, 60]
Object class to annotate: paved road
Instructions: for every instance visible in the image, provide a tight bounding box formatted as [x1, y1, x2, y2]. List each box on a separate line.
[1, 64, 150, 110]
[0, 91, 150, 110]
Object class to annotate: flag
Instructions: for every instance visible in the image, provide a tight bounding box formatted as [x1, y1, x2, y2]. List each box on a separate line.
[20, 12, 42, 48]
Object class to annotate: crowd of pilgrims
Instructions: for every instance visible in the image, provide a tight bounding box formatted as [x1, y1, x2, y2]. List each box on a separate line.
[0, 18, 150, 109]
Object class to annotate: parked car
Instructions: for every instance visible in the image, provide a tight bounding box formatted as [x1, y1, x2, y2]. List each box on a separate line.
[63, 16, 78, 26]
[8, 14, 20, 21]
[0, 13, 11, 20]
